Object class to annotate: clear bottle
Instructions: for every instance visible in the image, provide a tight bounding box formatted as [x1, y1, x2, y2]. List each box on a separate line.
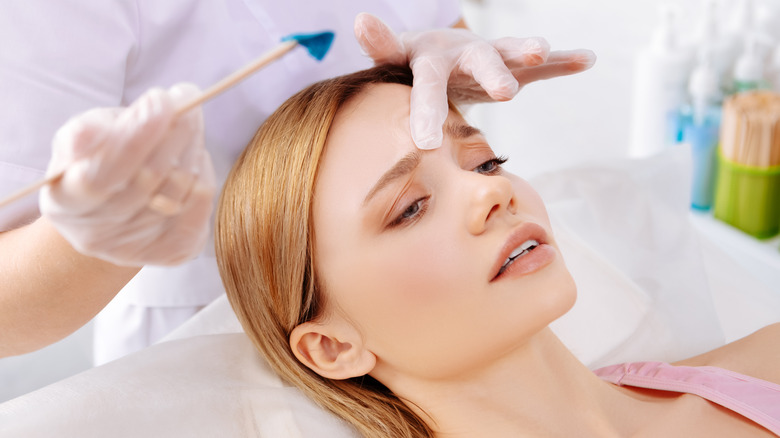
[733, 33, 771, 93]
[628, 4, 694, 158]
[724, 0, 755, 50]
[754, 0, 780, 43]
[692, 0, 734, 93]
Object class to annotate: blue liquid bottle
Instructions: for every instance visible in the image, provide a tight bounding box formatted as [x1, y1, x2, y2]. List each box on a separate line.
[680, 53, 722, 210]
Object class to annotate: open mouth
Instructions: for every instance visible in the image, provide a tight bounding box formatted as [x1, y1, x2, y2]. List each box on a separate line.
[495, 239, 539, 277]
[490, 222, 554, 282]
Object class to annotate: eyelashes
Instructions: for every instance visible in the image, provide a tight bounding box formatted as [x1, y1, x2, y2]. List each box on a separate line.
[386, 156, 509, 229]
[474, 156, 508, 176]
[387, 196, 430, 228]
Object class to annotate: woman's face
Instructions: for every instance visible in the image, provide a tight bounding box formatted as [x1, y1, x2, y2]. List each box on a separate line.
[311, 83, 576, 381]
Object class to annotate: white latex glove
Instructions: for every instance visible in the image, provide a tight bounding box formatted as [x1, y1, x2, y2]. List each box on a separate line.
[40, 84, 216, 267]
[354, 13, 597, 149]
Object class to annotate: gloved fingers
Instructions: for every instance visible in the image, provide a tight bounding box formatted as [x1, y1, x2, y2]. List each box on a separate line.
[43, 108, 124, 213]
[89, 150, 215, 266]
[540, 49, 597, 73]
[143, 150, 216, 266]
[89, 88, 176, 192]
[118, 128, 201, 219]
[145, 121, 204, 217]
[90, 82, 203, 215]
[408, 57, 451, 150]
[456, 41, 519, 101]
[40, 82, 214, 267]
[167, 83, 203, 129]
[146, 168, 196, 217]
[44, 159, 105, 215]
[135, 83, 205, 212]
[510, 49, 597, 87]
[491, 36, 550, 68]
[44, 88, 182, 215]
[163, 83, 205, 180]
[171, 150, 216, 238]
[354, 12, 407, 65]
[145, 147, 214, 234]
[49, 108, 121, 175]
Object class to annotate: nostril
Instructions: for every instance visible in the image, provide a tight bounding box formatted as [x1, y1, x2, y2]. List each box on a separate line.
[486, 203, 501, 222]
[507, 196, 517, 215]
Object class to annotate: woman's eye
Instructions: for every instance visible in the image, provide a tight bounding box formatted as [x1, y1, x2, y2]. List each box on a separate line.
[388, 196, 429, 228]
[473, 156, 508, 175]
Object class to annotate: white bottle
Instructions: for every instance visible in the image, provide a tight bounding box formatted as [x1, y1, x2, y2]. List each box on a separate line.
[693, 0, 734, 90]
[725, 0, 756, 75]
[689, 52, 722, 126]
[628, 4, 693, 158]
[733, 33, 769, 92]
[725, 0, 755, 40]
[755, 0, 780, 43]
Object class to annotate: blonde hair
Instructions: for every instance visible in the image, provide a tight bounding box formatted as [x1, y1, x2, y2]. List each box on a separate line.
[215, 66, 434, 437]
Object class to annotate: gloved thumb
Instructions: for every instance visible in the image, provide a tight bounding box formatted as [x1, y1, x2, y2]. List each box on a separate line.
[354, 12, 407, 66]
[48, 108, 121, 176]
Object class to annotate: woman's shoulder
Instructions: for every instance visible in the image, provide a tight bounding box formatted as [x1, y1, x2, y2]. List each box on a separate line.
[674, 322, 780, 384]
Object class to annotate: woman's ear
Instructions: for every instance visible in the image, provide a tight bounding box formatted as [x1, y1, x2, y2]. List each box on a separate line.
[290, 320, 376, 380]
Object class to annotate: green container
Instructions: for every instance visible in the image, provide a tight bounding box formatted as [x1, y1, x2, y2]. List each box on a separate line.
[713, 153, 780, 239]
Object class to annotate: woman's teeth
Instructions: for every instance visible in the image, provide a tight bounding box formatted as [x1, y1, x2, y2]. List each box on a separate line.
[500, 239, 539, 273]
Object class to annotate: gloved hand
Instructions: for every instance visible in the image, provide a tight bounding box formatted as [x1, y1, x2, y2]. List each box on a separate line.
[39, 83, 216, 267]
[354, 13, 597, 149]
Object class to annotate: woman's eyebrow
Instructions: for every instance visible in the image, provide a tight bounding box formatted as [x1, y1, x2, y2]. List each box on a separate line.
[445, 122, 483, 139]
[363, 150, 422, 206]
[361, 123, 481, 206]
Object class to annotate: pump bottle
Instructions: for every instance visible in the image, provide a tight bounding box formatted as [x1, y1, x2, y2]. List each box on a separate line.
[628, 4, 693, 158]
[680, 52, 722, 210]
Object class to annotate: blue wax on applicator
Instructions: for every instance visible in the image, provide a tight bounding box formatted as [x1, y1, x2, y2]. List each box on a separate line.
[282, 31, 336, 61]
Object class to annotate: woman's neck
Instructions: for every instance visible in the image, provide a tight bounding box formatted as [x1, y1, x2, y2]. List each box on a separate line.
[384, 328, 652, 438]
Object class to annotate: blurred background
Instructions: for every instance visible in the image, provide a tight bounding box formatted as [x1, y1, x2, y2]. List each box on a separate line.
[2, 0, 779, 403]
[462, 0, 780, 177]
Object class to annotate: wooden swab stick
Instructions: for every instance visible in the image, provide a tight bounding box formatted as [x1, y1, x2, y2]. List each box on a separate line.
[0, 31, 334, 210]
[720, 97, 737, 161]
[0, 173, 57, 209]
[173, 39, 297, 117]
[722, 91, 780, 167]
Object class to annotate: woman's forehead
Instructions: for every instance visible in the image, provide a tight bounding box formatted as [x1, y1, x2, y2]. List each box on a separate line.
[330, 83, 414, 150]
[319, 84, 416, 188]
[316, 83, 471, 207]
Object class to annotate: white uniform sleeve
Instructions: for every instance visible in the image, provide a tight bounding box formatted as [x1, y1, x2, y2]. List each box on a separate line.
[0, 1, 138, 230]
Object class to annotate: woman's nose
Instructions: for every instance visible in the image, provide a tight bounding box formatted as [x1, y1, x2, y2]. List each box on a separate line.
[465, 174, 517, 235]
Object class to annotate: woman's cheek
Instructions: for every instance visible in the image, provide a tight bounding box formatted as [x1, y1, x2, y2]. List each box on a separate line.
[380, 233, 463, 309]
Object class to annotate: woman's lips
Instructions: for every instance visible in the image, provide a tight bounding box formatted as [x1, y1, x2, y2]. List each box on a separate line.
[491, 243, 556, 281]
[490, 222, 554, 282]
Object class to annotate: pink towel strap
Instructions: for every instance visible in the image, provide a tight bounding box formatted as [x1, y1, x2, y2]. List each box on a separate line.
[594, 361, 780, 436]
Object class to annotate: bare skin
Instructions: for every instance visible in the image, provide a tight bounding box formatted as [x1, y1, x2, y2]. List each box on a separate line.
[616, 322, 780, 437]
[0, 216, 138, 357]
